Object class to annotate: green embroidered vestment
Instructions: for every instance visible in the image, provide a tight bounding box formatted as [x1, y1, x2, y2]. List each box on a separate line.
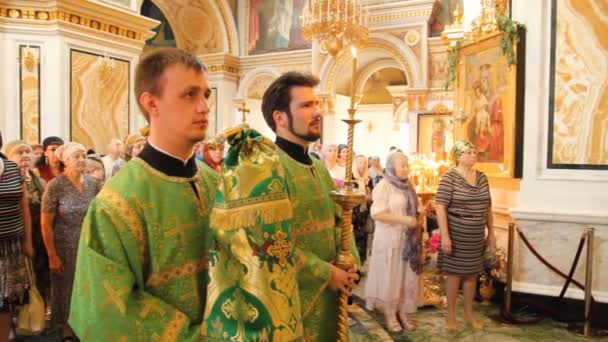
[69, 158, 219, 341]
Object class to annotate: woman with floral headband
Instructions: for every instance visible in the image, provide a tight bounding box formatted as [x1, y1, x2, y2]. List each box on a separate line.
[201, 135, 225, 173]
[436, 140, 495, 331]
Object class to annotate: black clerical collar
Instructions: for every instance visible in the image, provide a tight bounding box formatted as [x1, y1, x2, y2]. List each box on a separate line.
[137, 142, 197, 178]
[275, 136, 312, 165]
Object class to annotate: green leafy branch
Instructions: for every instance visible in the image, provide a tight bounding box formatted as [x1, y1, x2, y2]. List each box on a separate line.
[496, 15, 525, 67]
[445, 39, 462, 90]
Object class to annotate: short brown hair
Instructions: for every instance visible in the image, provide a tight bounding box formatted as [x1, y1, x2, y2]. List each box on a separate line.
[135, 47, 207, 121]
[261, 72, 319, 132]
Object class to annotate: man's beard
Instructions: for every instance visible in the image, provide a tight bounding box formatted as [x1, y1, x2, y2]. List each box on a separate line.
[286, 109, 321, 142]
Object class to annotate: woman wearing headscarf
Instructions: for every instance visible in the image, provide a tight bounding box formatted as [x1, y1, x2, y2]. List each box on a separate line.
[364, 151, 421, 332]
[201, 135, 225, 173]
[111, 133, 146, 176]
[6, 141, 50, 306]
[0, 132, 34, 341]
[436, 140, 495, 331]
[41, 142, 101, 340]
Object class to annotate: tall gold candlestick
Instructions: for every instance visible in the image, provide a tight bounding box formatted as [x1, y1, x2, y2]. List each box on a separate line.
[333, 45, 365, 342]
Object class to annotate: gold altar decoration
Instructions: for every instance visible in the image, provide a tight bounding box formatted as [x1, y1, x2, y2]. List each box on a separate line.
[302, 0, 369, 56]
[330, 46, 366, 342]
[409, 155, 450, 193]
[236, 100, 250, 124]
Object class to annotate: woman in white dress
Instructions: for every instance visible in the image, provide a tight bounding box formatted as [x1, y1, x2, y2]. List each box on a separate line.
[322, 143, 345, 183]
[364, 151, 422, 332]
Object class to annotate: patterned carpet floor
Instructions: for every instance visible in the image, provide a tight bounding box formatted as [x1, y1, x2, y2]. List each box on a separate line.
[17, 298, 608, 342]
[18, 278, 608, 342]
[348, 294, 608, 341]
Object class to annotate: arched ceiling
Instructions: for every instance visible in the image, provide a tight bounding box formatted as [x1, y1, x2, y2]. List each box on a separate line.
[151, 0, 226, 54]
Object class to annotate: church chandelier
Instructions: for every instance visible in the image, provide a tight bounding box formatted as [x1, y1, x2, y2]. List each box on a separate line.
[302, 0, 369, 56]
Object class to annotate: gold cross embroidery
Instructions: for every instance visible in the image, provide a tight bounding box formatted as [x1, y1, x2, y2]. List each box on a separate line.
[139, 299, 166, 319]
[267, 230, 293, 267]
[221, 289, 259, 341]
[101, 281, 129, 314]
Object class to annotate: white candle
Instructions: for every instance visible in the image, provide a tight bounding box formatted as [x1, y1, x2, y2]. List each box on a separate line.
[327, 0, 330, 19]
[359, 0, 362, 23]
[337, 0, 341, 21]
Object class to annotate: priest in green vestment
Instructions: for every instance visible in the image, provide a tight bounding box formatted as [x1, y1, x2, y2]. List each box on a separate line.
[202, 72, 360, 342]
[69, 48, 219, 341]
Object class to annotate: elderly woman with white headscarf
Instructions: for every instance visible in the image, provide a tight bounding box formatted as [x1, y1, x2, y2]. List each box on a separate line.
[364, 151, 422, 333]
[41, 142, 101, 340]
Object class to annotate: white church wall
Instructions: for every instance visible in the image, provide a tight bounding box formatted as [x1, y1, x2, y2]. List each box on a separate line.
[510, 0, 608, 302]
[331, 95, 407, 160]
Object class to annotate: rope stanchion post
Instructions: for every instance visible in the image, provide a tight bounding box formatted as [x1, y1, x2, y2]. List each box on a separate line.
[505, 222, 515, 315]
[583, 227, 594, 337]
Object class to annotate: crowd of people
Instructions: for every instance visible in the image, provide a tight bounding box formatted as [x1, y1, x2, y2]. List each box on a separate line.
[0, 47, 496, 341]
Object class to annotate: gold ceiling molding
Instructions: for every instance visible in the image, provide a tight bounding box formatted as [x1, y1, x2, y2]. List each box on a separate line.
[0, 3, 155, 42]
[369, 9, 433, 23]
[208, 64, 238, 74]
[200, 53, 240, 81]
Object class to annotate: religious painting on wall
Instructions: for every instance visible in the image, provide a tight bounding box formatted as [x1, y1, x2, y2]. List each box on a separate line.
[70, 50, 130, 153]
[547, 0, 608, 169]
[454, 30, 525, 178]
[19, 45, 40, 144]
[417, 113, 453, 161]
[248, 0, 311, 55]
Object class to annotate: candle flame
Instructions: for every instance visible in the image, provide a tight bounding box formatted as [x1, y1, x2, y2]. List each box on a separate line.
[350, 45, 357, 57]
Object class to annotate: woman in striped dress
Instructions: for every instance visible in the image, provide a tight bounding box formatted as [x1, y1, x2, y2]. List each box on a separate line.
[436, 140, 495, 331]
[0, 131, 34, 341]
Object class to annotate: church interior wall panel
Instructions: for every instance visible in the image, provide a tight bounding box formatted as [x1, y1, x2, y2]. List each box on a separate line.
[19, 45, 40, 144]
[70, 49, 129, 153]
[512, 219, 608, 303]
[547, 0, 608, 169]
[510, 0, 608, 302]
